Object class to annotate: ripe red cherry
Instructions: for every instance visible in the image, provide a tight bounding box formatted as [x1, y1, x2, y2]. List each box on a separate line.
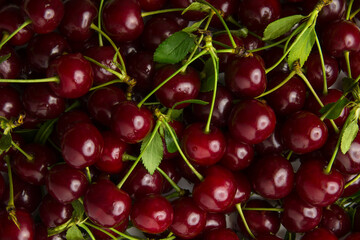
[90, 218, 129, 240]
[228, 99, 276, 145]
[281, 111, 328, 154]
[55, 110, 91, 143]
[342, 173, 360, 197]
[0, 85, 22, 119]
[0, 209, 35, 240]
[130, 194, 174, 234]
[203, 228, 239, 240]
[302, 0, 345, 27]
[255, 127, 285, 156]
[61, 122, 104, 169]
[102, 0, 143, 43]
[39, 194, 73, 228]
[154, 65, 201, 109]
[47, 53, 94, 99]
[300, 228, 338, 240]
[220, 136, 254, 171]
[0, 45, 22, 79]
[111, 101, 154, 144]
[84, 179, 132, 228]
[23, 0, 64, 34]
[341, 50, 360, 79]
[295, 158, 344, 207]
[138, 0, 166, 11]
[320, 204, 351, 238]
[203, 212, 226, 232]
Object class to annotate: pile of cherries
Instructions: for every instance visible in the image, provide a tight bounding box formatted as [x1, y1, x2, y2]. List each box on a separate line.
[2, 0, 360, 239]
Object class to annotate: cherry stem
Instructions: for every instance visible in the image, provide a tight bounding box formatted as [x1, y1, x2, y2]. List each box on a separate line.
[161, 119, 204, 181]
[242, 207, 284, 212]
[83, 222, 119, 240]
[0, 19, 32, 50]
[248, 38, 288, 53]
[89, 79, 124, 91]
[314, 30, 328, 95]
[0, 76, 60, 83]
[11, 140, 33, 161]
[324, 134, 341, 174]
[345, 173, 360, 189]
[256, 71, 296, 99]
[350, 8, 360, 20]
[235, 203, 255, 239]
[78, 223, 96, 240]
[84, 55, 126, 81]
[109, 227, 143, 240]
[141, 8, 184, 18]
[97, 0, 105, 46]
[164, 190, 186, 200]
[347, 0, 355, 20]
[286, 150, 293, 160]
[5, 156, 15, 209]
[137, 50, 208, 108]
[117, 121, 163, 189]
[85, 167, 92, 183]
[344, 51, 352, 79]
[157, 167, 182, 193]
[226, 16, 262, 40]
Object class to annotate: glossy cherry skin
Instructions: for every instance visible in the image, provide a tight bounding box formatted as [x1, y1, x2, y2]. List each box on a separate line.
[138, 0, 166, 10]
[84, 179, 132, 228]
[203, 228, 239, 240]
[169, 197, 207, 239]
[228, 99, 276, 145]
[220, 136, 254, 171]
[243, 34, 265, 52]
[55, 110, 91, 143]
[154, 65, 201, 109]
[0, 209, 34, 240]
[238, 199, 280, 237]
[23, 0, 64, 34]
[111, 101, 154, 144]
[203, 212, 226, 233]
[59, 0, 97, 41]
[250, 155, 294, 199]
[304, 52, 339, 93]
[131, 194, 173, 234]
[103, 0, 143, 43]
[0, 45, 22, 79]
[225, 54, 266, 99]
[213, 34, 244, 72]
[301, 228, 338, 240]
[13, 143, 57, 185]
[46, 164, 89, 204]
[281, 111, 328, 154]
[22, 84, 66, 120]
[192, 166, 237, 212]
[238, 0, 280, 32]
[61, 122, 104, 169]
[302, 0, 345, 27]
[47, 53, 93, 99]
[0, 86, 22, 119]
[346, 233, 360, 240]
[322, 20, 360, 57]
[255, 127, 285, 156]
[281, 192, 323, 233]
[342, 173, 360, 197]
[296, 158, 344, 207]
[181, 123, 226, 166]
[320, 204, 351, 237]
[39, 194, 73, 228]
[87, 86, 126, 126]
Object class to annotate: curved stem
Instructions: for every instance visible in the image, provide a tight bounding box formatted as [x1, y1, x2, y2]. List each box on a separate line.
[242, 207, 284, 212]
[83, 222, 118, 240]
[109, 228, 143, 240]
[5, 156, 15, 209]
[84, 56, 125, 81]
[255, 71, 296, 99]
[314, 30, 328, 95]
[85, 167, 92, 183]
[89, 79, 124, 91]
[324, 134, 341, 174]
[350, 8, 360, 20]
[236, 203, 255, 239]
[345, 173, 360, 189]
[0, 76, 59, 83]
[97, 0, 105, 46]
[11, 140, 33, 161]
[347, 0, 355, 20]
[0, 19, 32, 50]
[157, 167, 182, 192]
[78, 223, 96, 240]
[141, 8, 184, 18]
[286, 151, 293, 161]
[248, 38, 288, 53]
[344, 51, 352, 79]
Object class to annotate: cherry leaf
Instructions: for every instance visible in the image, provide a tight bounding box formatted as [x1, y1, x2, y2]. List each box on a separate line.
[263, 15, 305, 41]
[71, 199, 85, 221]
[0, 133, 12, 152]
[182, 17, 207, 33]
[141, 131, 163, 175]
[319, 98, 349, 120]
[287, 26, 315, 68]
[164, 125, 178, 154]
[340, 109, 359, 154]
[66, 225, 83, 240]
[182, 2, 211, 14]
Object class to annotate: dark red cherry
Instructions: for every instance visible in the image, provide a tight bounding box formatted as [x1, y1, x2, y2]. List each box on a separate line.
[0, 209, 35, 240]
[181, 123, 226, 166]
[46, 164, 89, 204]
[225, 54, 266, 99]
[102, 0, 143, 43]
[203, 228, 239, 240]
[340, 50, 360, 79]
[61, 122, 104, 169]
[138, 0, 166, 10]
[224, 172, 251, 212]
[296, 158, 344, 207]
[281, 192, 322, 233]
[154, 65, 201, 109]
[302, 0, 345, 27]
[255, 127, 285, 156]
[169, 197, 207, 239]
[169, 0, 205, 21]
[111, 101, 154, 144]
[243, 34, 265, 52]
[320, 204, 351, 238]
[84, 179, 132, 228]
[0, 85, 22, 119]
[228, 99, 276, 145]
[39, 194, 73, 228]
[203, 212, 226, 232]
[118, 40, 141, 58]
[22, 84, 66, 120]
[301, 228, 338, 240]
[207, 0, 238, 27]
[59, 0, 97, 42]
[342, 173, 360, 197]
[55, 110, 91, 143]
[281, 111, 328, 154]
[0, 45, 22, 79]
[322, 20, 360, 57]
[159, 159, 181, 193]
[34, 223, 67, 240]
[220, 136, 254, 171]
[346, 233, 360, 240]
[23, 0, 64, 34]
[131, 194, 173, 234]
[47, 53, 93, 99]
[87, 86, 126, 126]
[250, 155, 294, 199]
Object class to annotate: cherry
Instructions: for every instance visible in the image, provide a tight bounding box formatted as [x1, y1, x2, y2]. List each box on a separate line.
[192, 165, 236, 212]
[281, 110, 328, 154]
[175, 157, 207, 183]
[22, 0, 64, 34]
[230, 172, 251, 206]
[154, 65, 201, 109]
[59, 0, 97, 42]
[181, 123, 226, 166]
[250, 154, 294, 199]
[0, 85, 22, 119]
[39, 194, 73, 228]
[0, 209, 35, 240]
[158, 12, 189, 29]
[0, 45, 22, 79]
[170, 0, 205, 21]
[213, 34, 244, 72]
[203, 228, 239, 240]
[302, 0, 345, 27]
[169, 197, 207, 239]
[243, 34, 265, 52]
[22, 84, 66, 120]
[55, 110, 91, 143]
[296, 158, 344, 207]
[320, 204, 351, 238]
[281, 192, 323, 233]
[225, 54, 266, 99]
[159, 159, 181, 193]
[228, 99, 276, 145]
[300, 228, 338, 240]
[340, 50, 360, 79]
[345, 233, 360, 240]
[220, 136, 254, 171]
[45, 164, 89, 204]
[138, 0, 166, 11]
[35, 223, 67, 240]
[84, 178, 132, 228]
[263, 47, 290, 75]
[118, 40, 141, 59]
[47, 53, 94, 99]
[207, 0, 238, 28]
[102, 0, 143, 43]
[90, 218, 129, 240]
[130, 194, 173, 234]
[254, 127, 285, 156]
[342, 173, 360, 197]
[203, 212, 226, 232]
[61, 122, 104, 169]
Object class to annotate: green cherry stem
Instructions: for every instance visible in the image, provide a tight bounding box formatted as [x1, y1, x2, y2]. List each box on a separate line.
[83, 222, 118, 240]
[242, 207, 284, 212]
[85, 167, 92, 183]
[324, 134, 341, 174]
[314, 30, 328, 95]
[226, 16, 262, 40]
[350, 8, 360, 20]
[347, 0, 355, 20]
[109, 227, 143, 240]
[0, 19, 32, 50]
[0, 76, 59, 83]
[141, 8, 184, 18]
[5, 155, 20, 229]
[344, 51, 352, 79]
[157, 167, 182, 193]
[84, 54, 126, 81]
[255, 71, 296, 99]
[235, 203, 255, 239]
[78, 223, 96, 240]
[286, 150, 293, 161]
[97, 0, 105, 46]
[117, 121, 163, 189]
[11, 140, 33, 161]
[89, 79, 125, 91]
[345, 173, 360, 189]
[248, 38, 288, 53]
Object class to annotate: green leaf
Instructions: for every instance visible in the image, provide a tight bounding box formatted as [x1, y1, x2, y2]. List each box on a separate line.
[164, 125, 178, 153]
[141, 131, 163, 175]
[341, 118, 359, 154]
[170, 109, 183, 120]
[0, 134, 12, 151]
[319, 98, 350, 120]
[66, 226, 83, 240]
[287, 26, 315, 68]
[172, 99, 208, 110]
[34, 119, 57, 145]
[71, 199, 85, 221]
[182, 17, 207, 33]
[154, 31, 196, 64]
[343, 77, 357, 93]
[182, 2, 211, 14]
[0, 53, 11, 64]
[263, 15, 305, 41]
